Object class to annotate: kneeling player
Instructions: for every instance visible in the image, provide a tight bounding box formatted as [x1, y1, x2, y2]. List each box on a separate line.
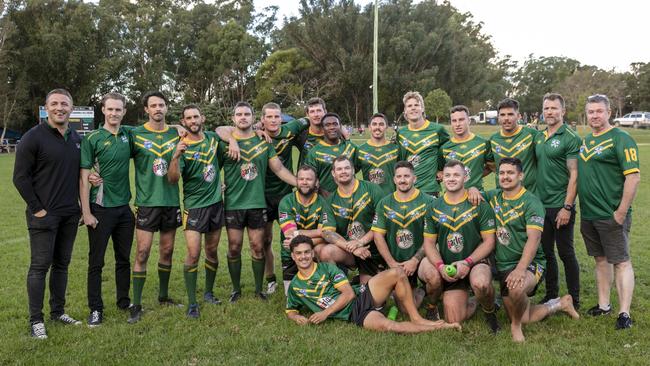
[285, 235, 461, 333]
[420, 160, 500, 332]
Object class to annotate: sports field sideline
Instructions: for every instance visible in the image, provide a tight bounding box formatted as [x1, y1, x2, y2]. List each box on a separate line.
[0, 125, 648, 365]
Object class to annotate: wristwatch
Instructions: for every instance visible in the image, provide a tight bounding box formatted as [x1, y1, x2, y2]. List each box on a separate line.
[563, 204, 574, 211]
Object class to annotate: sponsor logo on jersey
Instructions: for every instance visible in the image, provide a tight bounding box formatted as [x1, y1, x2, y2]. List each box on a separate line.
[203, 164, 216, 182]
[551, 139, 560, 148]
[447, 232, 464, 253]
[144, 140, 153, 149]
[368, 168, 385, 184]
[530, 215, 544, 225]
[347, 221, 365, 240]
[152, 158, 168, 176]
[396, 229, 414, 249]
[240, 162, 258, 181]
[407, 154, 420, 167]
[496, 226, 511, 246]
[121, 135, 128, 143]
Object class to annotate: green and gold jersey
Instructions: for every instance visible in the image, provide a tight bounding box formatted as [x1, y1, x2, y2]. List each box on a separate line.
[396, 120, 449, 194]
[266, 118, 309, 198]
[371, 189, 435, 262]
[286, 262, 359, 321]
[217, 133, 278, 210]
[578, 127, 640, 220]
[485, 188, 546, 272]
[130, 124, 180, 207]
[430, 192, 495, 263]
[356, 140, 398, 196]
[489, 126, 539, 193]
[178, 131, 222, 209]
[321, 180, 385, 258]
[297, 127, 325, 167]
[441, 133, 491, 191]
[303, 139, 358, 193]
[80, 126, 132, 207]
[534, 124, 581, 208]
[278, 192, 328, 261]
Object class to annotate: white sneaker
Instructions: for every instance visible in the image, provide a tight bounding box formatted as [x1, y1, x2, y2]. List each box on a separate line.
[267, 281, 278, 295]
[30, 322, 48, 339]
[52, 313, 82, 326]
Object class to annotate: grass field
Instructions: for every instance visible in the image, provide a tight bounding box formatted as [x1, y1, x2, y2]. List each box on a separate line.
[0, 124, 648, 365]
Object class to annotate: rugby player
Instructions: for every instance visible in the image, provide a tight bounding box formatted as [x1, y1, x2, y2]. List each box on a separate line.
[296, 97, 327, 167]
[356, 113, 399, 196]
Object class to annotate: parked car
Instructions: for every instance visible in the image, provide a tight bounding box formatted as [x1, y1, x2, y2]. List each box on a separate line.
[613, 111, 650, 128]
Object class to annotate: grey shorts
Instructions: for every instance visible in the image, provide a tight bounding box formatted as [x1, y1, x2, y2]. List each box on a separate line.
[580, 214, 632, 264]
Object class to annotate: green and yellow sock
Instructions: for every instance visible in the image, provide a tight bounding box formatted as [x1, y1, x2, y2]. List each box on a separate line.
[158, 263, 172, 299]
[252, 257, 265, 294]
[227, 255, 242, 293]
[132, 271, 147, 306]
[204, 259, 218, 294]
[184, 264, 198, 305]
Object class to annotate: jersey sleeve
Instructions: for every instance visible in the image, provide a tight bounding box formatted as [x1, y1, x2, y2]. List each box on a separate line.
[327, 263, 350, 289]
[79, 134, 95, 169]
[615, 132, 640, 175]
[525, 195, 545, 232]
[278, 194, 297, 234]
[303, 148, 317, 169]
[484, 139, 494, 162]
[369, 182, 386, 210]
[371, 197, 388, 234]
[285, 283, 303, 314]
[478, 201, 496, 234]
[266, 141, 278, 160]
[319, 200, 336, 232]
[284, 118, 310, 135]
[566, 131, 581, 160]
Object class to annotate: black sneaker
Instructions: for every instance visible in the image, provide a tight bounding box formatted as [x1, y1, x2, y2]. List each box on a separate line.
[229, 291, 241, 304]
[127, 305, 144, 324]
[187, 304, 200, 319]
[615, 312, 633, 330]
[587, 304, 611, 316]
[484, 311, 501, 334]
[88, 310, 103, 328]
[51, 314, 82, 325]
[203, 292, 222, 305]
[255, 292, 269, 301]
[425, 304, 440, 321]
[30, 322, 47, 339]
[158, 297, 184, 308]
[573, 299, 581, 311]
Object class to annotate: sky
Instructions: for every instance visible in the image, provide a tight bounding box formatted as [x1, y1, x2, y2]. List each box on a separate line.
[255, 0, 648, 72]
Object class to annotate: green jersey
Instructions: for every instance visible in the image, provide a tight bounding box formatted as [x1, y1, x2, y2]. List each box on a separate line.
[489, 126, 539, 192]
[178, 132, 222, 209]
[265, 119, 309, 198]
[485, 188, 546, 272]
[304, 139, 358, 193]
[356, 140, 398, 196]
[430, 192, 496, 263]
[80, 126, 132, 207]
[321, 180, 385, 258]
[371, 189, 435, 262]
[297, 127, 325, 167]
[396, 120, 449, 194]
[218, 133, 278, 210]
[278, 192, 328, 261]
[441, 133, 491, 191]
[130, 124, 180, 207]
[285, 262, 359, 321]
[578, 127, 640, 220]
[534, 124, 581, 208]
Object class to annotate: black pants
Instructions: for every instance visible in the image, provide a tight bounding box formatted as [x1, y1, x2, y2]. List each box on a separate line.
[26, 212, 80, 323]
[87, 204, 135, 311]
[541, 207, 580, 301]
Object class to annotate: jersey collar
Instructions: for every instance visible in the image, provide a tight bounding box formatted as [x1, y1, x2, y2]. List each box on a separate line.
[366, 139, 389, 147]
[408, 119, 430, 131]
[543, 123, 566, 140]
[450, 133, 475, 144]
[296, 191, 318, 206]
[592, 126, 614, 137]
[393, 189, 420, 203]
[500, 125, 522, 137]
[143, 122, 169, 133]
[296, 263, 318, 281]
[503, 187, 526, 201]
[337, 179, 359, 198]
[308, 126, 324, 136]
[443, 191, 468, 205]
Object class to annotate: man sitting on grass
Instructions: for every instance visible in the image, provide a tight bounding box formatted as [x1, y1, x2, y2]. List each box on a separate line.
[284, 235, 461, 333]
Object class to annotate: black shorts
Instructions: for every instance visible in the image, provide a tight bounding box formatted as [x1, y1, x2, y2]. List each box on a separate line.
[265, 195, 283, 222]
[282, 258, 298, 281]
[349, 285, 383, 327]
[356, 254, 387, 276]
[135, 206, 181, 232]
[225, 208, 267, 230]
[497, 263, 545, 297]
[183, 201, 225, 233]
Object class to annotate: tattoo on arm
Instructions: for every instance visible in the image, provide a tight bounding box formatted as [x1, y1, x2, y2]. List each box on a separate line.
[414, 247, 425, 261]
[322, 230, 345, 245]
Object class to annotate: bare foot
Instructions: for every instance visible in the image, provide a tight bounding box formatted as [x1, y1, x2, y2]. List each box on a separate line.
[560, 295, 580, 319]
[511, 323, 525, 343]
[416, 318, 461, 331]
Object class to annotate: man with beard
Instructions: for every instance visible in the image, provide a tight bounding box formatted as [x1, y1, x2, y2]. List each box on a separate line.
[320, 156, 386, 284]
[168, 105, 224, 318]
[277, 165, 329, 294]
[356, 113, 399, 196]
[486, 157, 579, 342]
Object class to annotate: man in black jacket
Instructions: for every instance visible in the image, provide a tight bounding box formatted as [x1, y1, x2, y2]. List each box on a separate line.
[13, 89, 83, 339]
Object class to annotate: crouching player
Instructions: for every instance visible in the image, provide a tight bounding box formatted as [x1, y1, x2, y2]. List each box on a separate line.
[285, 235, 461, 333]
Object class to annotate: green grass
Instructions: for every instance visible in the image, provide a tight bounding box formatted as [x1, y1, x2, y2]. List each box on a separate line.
[1, 125, 649, 365]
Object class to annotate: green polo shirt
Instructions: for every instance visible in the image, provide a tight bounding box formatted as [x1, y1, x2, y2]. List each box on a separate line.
[534, 124, 581, 208]
[80, 126, 132, 207]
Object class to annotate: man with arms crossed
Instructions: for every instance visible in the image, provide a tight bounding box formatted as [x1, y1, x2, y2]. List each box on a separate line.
[14, 89, 83, 338]
[80, 92, 134, 326]
[534, 93, 582, 309]
[285, 235, 461, 333]
[486, 158, 578, 342]
[356, 113, 399, 196]
[578, 94, 640, 329]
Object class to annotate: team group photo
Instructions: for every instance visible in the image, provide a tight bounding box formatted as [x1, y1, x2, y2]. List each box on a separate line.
[1, 0, 649, 364]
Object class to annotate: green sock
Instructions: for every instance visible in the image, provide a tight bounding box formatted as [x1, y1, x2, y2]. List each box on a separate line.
[184, 265, 198, 305]
[266, 273, 277, 284]
[227, 255, 242, 293]
[252, 257, 265, 294]
[132, 271, 147, 306]
[204, 259, 218, 294]
[158, 263, 172, 300]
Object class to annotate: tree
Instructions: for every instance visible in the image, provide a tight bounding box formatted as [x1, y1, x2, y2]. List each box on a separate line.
[627, 62, 650, 112]
[424, 88, 452, 122]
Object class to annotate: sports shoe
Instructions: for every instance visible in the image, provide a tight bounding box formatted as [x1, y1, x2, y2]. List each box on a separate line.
[88, 310, 103, 327]
[484, 311, 500, 334]
[425, 304, 440, 321]
[127, 305, 144, 324]
[187, 304, 200, 319]
[52, 314, 82, 325]
[203, 292, 222, 305]
[229, 291, 241, 304]
[158, 297, 184, 308]
[615, 312, 633, 330]
[267, 281, 278, 295]
[255, 292, 269, 301]
[587, 304, 612, 317]
[30, 322, 47, 339]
